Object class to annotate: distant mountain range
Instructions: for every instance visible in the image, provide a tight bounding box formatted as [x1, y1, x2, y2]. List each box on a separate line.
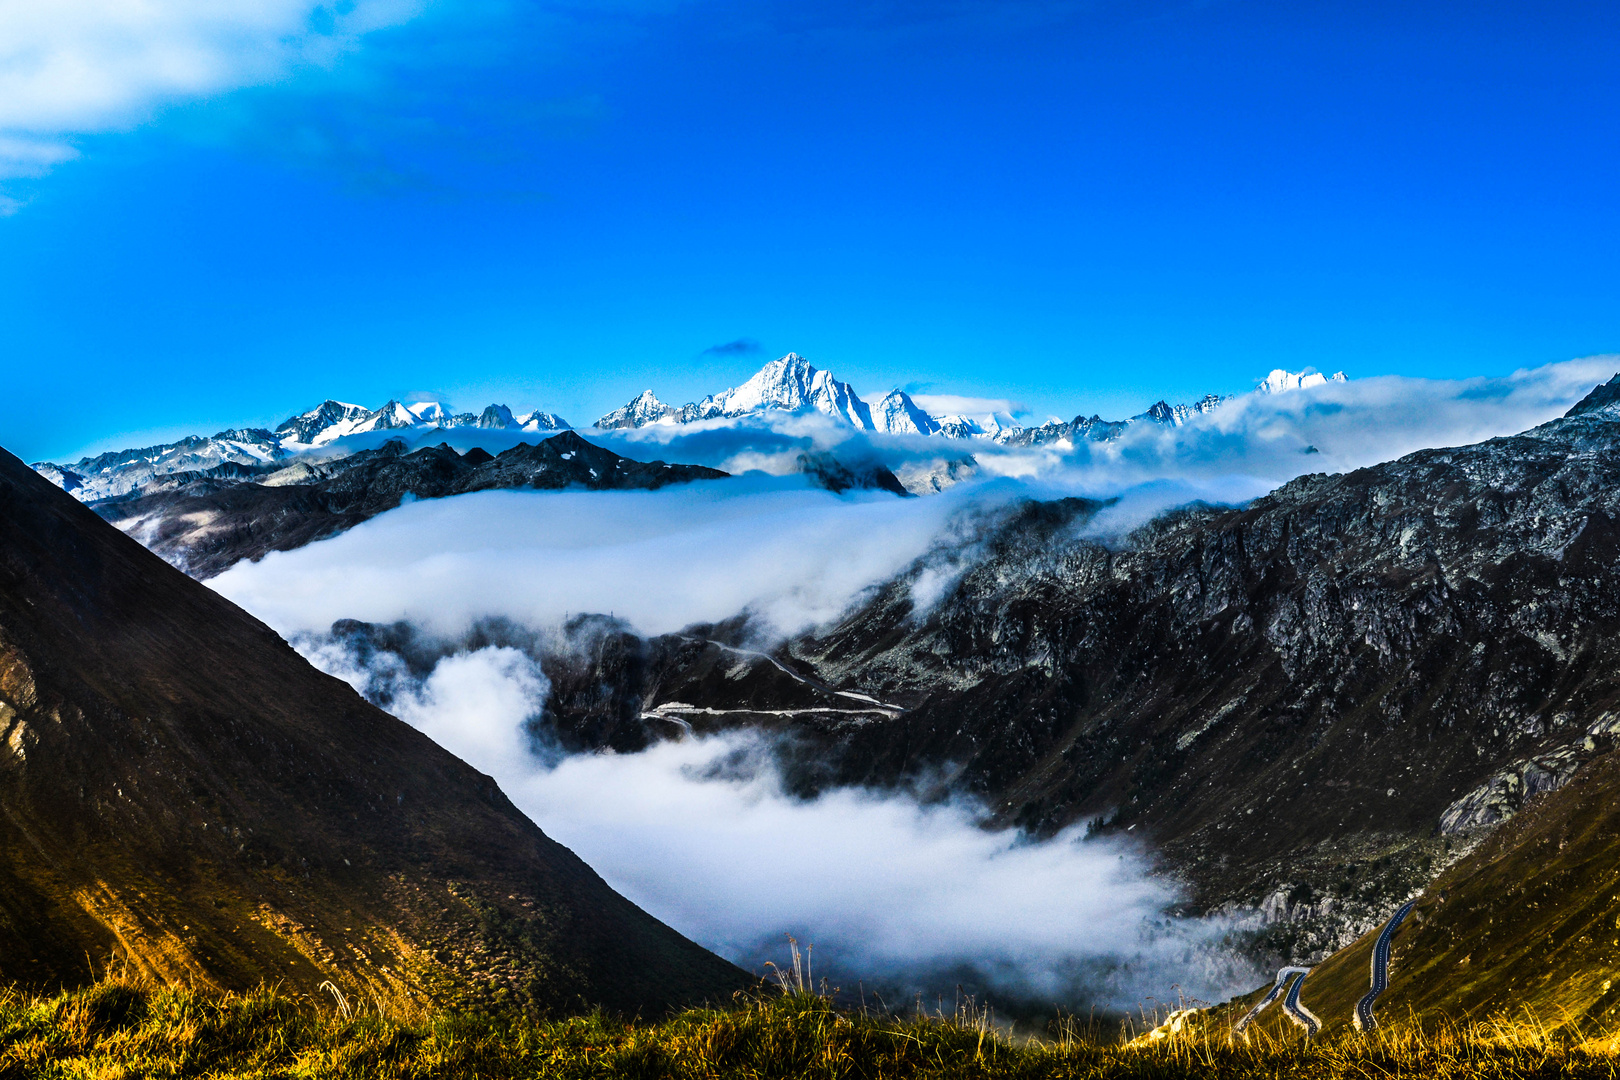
[102, 430, 729, 578]
[35, 398, 572, 502]
[33, 354, 1342, 503]
[593, 352, 1343, 441]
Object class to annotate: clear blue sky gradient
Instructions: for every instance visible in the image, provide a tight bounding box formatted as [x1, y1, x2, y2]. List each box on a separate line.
[5, 0, 1619, 462]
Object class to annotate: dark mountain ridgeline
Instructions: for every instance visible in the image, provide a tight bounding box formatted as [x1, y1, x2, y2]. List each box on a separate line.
[0, 445, 746, 1012]
[93, 430, 729, 578]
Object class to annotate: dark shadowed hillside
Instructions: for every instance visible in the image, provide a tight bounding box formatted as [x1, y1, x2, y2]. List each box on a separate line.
[0, 445, 746, 1013]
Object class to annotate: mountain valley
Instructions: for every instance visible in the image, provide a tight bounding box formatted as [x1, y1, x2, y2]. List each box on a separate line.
[19, 358, 1620, 1032]
[311, 373, 1620, 999]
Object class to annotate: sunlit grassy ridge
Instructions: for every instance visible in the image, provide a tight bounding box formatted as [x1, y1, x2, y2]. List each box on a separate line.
[9, 978, 1620, 1079]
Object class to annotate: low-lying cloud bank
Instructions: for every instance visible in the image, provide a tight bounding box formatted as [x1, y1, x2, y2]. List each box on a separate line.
[299, 637, 1257, 1010]
[213, 475, 1024, 640]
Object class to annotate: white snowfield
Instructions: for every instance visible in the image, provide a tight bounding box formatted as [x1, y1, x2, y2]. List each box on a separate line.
[1258, 369, 1348, 394]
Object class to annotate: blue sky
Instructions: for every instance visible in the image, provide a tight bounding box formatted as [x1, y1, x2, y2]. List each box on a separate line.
[4, 0, 1619, 463]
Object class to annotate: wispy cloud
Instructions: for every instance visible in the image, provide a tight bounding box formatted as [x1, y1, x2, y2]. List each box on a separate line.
[700, 338, 765, 358]
[0, 0, 426, 181]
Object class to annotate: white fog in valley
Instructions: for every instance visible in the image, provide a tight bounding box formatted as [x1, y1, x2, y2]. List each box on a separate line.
[213, 476, 1024, 640]
[203, 357, 1620, 1013]
[296, 638, 1258, 1009]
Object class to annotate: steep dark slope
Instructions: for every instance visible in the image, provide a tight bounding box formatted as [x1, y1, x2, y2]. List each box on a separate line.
[92, 430, 727, 577]
[0, 445, 746, 1012]
[523, 382, 1620, 961]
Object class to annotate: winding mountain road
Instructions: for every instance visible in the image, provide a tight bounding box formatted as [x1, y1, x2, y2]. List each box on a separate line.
[1282, 968, 1321, 1037]
[1233, 966, 1315, 1038]
[682, 636, 907, 715]
[1354, 899, 1417, 1032]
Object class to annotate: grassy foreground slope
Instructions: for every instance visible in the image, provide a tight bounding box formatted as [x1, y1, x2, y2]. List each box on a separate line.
[1256, 739, 1620, 1035]
[6, 979, 1620, 1079]
[0, 444, 745, 1013]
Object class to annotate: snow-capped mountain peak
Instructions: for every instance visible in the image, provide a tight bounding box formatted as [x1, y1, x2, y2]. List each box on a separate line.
[596, 354, 913, 432]
[275, 400, 371, 446]
[1141, 394, 1224, 427]
[932, 414, 1005, 439]
[696, 354, 876, 428]
[479, 404, 516, 429]
[518, 410, 570, 432]
[597, 390, 677, 429]
[369, 400, 418, 431]
[406, 401, 451, 423]
[871, 389, 942, 436]
[1258, 369, 1347, 394]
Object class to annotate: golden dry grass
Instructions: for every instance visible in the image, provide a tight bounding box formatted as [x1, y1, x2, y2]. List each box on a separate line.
[6, 976, 1620, 1078]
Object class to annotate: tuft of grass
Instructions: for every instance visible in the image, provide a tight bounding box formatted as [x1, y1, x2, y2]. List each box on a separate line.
[6, 975, 1620, 1077]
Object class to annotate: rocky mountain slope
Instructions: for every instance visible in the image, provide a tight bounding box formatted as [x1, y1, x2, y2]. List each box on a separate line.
[0, 443, 745, 1012]
[489, 374, 1620, 965]
[94, 430, 729, 578]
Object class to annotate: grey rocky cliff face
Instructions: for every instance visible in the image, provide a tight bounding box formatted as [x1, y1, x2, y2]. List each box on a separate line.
[515, 397, 1620, 963]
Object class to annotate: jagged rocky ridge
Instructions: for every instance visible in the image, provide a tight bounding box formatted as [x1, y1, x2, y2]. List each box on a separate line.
[36, 398, 572, 503]
[592, 352, 1270, 443]
[98, 430, 728, 578]
[406, 374, 1620, 966]
[0, 444, 746, 1010]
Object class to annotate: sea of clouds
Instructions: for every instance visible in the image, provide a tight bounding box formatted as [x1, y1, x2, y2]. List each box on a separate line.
[210, 356, 1620, 1013]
